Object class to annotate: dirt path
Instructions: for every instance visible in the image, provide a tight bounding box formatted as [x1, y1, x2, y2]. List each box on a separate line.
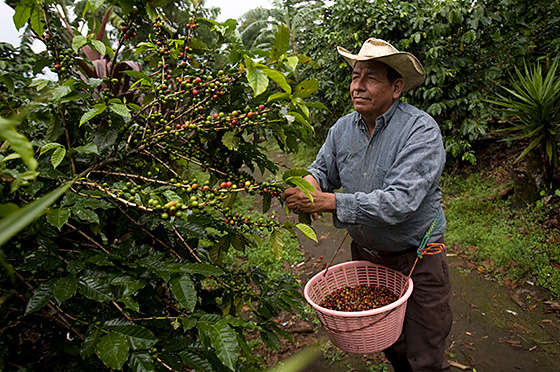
[271, 210, 560, 372]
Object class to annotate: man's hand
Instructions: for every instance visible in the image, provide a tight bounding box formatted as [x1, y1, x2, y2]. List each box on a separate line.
[281, 175, 336, 216]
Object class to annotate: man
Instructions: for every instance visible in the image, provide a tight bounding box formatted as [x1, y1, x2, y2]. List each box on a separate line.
[282, 38, 452, 372]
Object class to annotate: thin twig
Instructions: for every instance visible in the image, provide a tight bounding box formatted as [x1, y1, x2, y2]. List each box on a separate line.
[114, 203, 183, 260]
[66, 223, 111, 254]
[170, 225, 201, 263]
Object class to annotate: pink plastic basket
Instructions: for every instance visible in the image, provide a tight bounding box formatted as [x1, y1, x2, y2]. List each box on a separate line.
[304, 260, 413, 354]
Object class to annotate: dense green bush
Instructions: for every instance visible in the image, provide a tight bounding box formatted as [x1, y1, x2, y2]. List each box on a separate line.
[0, 1, 321, 371]
[292, 0, 560, 164]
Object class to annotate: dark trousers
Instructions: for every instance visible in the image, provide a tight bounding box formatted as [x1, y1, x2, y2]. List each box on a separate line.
[351, 241, 452, 372]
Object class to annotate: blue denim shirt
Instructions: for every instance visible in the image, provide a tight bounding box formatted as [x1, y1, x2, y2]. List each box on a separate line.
[308, 99, 446, 253]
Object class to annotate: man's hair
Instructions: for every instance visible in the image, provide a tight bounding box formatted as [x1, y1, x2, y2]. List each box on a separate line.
[386, 65, 403, 84]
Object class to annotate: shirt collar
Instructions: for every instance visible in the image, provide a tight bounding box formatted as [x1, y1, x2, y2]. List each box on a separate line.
[355, 99, 401, 132]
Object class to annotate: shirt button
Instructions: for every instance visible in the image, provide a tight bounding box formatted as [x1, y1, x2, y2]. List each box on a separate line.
[363, 173, 367, 177]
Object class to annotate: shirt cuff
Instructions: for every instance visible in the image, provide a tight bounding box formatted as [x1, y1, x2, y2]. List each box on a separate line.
[334, 193, 357, 225]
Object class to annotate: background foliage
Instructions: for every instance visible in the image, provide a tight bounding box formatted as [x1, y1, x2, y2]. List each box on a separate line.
[290, 0, 560, 165]
[0, 0, 320, 371]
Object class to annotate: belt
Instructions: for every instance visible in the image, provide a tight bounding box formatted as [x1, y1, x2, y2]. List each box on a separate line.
[352, 236, 445, 260]
[363, 246, 417, 259]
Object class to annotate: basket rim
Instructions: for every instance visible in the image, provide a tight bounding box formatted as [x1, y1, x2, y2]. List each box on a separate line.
[303, 260, 414, 318]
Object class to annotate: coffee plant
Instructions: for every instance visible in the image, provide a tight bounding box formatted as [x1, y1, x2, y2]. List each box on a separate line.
[0, 1, 322, 371]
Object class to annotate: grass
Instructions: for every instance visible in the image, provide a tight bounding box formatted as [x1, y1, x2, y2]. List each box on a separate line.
[442, 169, 560, 297]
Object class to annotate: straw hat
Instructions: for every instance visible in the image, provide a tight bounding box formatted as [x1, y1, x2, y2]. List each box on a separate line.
[337, 38, 426, 92]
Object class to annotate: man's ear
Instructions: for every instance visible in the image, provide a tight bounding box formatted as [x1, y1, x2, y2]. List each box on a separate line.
[392, 78, 404, 99]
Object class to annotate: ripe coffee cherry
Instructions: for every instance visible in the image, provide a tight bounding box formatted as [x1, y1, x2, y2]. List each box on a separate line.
[258, 104, 265, 111]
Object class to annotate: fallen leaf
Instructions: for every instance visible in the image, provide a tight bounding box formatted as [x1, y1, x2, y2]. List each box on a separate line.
[499, 337, 521, 345]
[448, 360, 470, 370]
[512, 322, 532, 333]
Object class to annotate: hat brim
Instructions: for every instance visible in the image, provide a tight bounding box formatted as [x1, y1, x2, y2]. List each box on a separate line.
[337, 46, 426, 92]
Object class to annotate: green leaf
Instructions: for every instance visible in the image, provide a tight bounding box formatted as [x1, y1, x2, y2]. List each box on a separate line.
[0, 183, 71, 247]
[181, 263, 225, 276]
[0, 117, 37, 171]
[287, 111, 313, 132]
[197, 321, 239, 370]
[262, 192, 271, 213]
[163, 190, 182, 203]
[80, 104, 107, 126]
[244, 55, 268, 96]
[29, 9, 44, 37]
[304, 101, 329, 110]
[110, 103, 131, 119]
[50, 147, 66, 169]
[97, 332, 130, 370]
[111, 276, 147, 296]
[169, 274, 197, 311]
[285, 176, 315, 203]
[79, 277, 113, 302]
[52, 85, 73, 101]
[91, 39, 106, 56]
[295, 223, 318, 242]
[270, 228, 284, 260]
[261, 329, 282, 351]
[270, 23, 291, 61]
[293, 79, 319, 99]
[13, 4, 32, 30]
[110, 325, 158, 350]
[0, 75, 14, 92]
[25, 282, 53, 315]
[282, 168, 311, 181]
[285, 55, 299, 71]
[177, 350, 213, 372]
[120, 296, 140, 312]
[262, 67, 291, 93]
[39, 142, 63, 156]
[46, 208, 71, 229]
[128, 352, 156, 372]
[53, 277, 79, 304]
[222, 130, 239, 150]
[75, 142, 99, 155]
[267, 92, 290, 103]
[72, 35, 88, 53]
[73, 206, 100, 224]
[81, 327, 102, 358]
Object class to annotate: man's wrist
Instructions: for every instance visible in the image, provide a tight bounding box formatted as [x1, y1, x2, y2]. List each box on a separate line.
[316, 192, 336, 213]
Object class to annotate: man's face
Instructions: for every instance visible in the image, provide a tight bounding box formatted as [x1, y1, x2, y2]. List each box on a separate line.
[350, 60, 402, 121]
